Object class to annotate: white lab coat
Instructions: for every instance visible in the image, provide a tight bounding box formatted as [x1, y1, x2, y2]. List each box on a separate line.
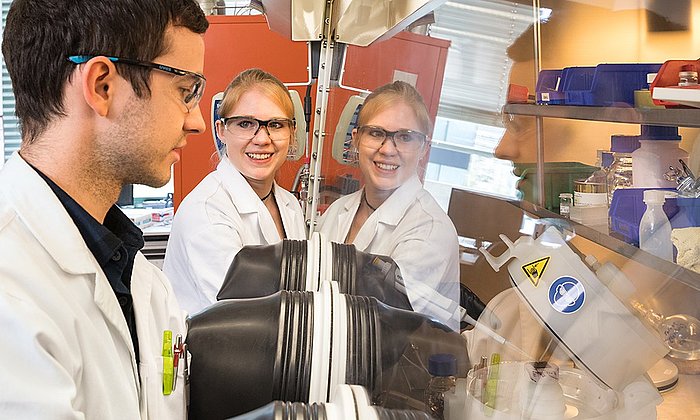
[316, 175, 461, 330]
[163, 158, 306, 315]
[0, 153, 187, 419]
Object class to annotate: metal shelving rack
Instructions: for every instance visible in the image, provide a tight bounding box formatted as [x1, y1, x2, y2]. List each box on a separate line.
[503, 103, 700, 128]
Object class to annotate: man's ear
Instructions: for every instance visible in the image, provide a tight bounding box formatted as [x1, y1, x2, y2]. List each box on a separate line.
[80, 57, 119, 117]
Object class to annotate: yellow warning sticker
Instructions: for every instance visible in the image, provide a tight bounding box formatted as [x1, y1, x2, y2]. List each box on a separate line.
[521, 256, 550, 287]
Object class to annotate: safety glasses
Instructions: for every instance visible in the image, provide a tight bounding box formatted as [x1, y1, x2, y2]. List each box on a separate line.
[67, 55, 206, 112]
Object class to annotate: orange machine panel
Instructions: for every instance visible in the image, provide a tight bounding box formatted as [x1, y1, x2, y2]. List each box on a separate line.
[174, 15, 450, 210]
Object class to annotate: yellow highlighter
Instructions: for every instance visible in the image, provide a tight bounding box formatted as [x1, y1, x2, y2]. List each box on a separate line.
[483, 352, 500, 416]
[162, 330, 174, 395]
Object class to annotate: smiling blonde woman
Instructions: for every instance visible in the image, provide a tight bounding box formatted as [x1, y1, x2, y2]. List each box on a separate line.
[316, 81, 461, 330]
[164, 68, 306, 315]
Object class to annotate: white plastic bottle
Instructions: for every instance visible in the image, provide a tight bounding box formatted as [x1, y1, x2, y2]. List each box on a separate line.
[632, 125, 687, 188]
[639, 190, 673, 261]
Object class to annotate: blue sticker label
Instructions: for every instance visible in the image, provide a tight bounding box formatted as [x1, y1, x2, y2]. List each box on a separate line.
[548, 276, 585, 314]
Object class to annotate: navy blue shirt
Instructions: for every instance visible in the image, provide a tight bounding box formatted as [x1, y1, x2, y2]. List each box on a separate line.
[32, 166, 143, 365]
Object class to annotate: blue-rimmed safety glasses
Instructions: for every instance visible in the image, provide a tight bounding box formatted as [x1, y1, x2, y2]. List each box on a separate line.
[357, 125, 427, 153]
[67, 55, 206, 112]
[220, 116, 296, 142]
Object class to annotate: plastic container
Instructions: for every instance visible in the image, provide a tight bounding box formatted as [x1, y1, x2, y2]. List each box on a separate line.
[639, 190, 673, 261]
[631, 125, 687, 188]
[558, 66, 596, 104]
[424, 354, 457, 420]
[479, 226, 670, 392]
[609, 134, 640, 201]
[609, 188, 678, 246]
[650, 59, 700, 107]
[564, 63, 662, 107]
[535, 69, 566, 104]
[671, 197, 700, 229]
[634, 73, 664, 109]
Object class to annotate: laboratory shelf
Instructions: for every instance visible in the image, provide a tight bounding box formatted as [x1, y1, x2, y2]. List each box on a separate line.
[503, 103, 700, 128]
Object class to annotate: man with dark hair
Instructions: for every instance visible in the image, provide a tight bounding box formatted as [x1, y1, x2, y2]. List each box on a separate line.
[0, 0, 208, 417]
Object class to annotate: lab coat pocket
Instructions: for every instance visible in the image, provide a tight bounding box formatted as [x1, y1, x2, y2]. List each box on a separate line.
[140, 356, 187, 420]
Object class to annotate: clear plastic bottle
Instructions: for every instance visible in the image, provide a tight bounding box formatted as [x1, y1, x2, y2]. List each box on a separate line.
[424, 353, 457, 420]
[639, 190, 673, 261]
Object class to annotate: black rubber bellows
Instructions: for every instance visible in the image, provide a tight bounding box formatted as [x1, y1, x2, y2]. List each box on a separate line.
[217, 237, 412, 311]
[186, 289, 468, 419]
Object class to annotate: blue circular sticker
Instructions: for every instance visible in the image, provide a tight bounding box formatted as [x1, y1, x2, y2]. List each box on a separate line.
[548, 276, 585, 314]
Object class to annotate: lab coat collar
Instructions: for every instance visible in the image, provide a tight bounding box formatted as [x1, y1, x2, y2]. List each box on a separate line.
[216, 157, 299, 214]
[367, 175, 423, 227]
[216, 157, 299, 242]
[348, 175, 422, 250]
[1, 153, 109, 275]
[217, 158, 281, 214]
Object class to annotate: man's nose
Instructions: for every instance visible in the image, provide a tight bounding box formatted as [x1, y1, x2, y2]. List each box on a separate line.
[185, 104, 206, 134]
[493, 132, 520, 160]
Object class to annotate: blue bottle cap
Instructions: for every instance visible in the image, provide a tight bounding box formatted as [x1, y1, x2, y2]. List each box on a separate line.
[428, 353, 457, 376]
[610, 135, 640, 153]
[640, 125, 681, 141]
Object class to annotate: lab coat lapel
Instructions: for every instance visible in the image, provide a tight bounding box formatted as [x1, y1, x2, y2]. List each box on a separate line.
[217, 158, 282, 244]
[92, 268, 141, 391]
[353, 177, 423, 249]
[1, 154, 140, 386]
[337, 192, 363, 246]
[274, 183, 305, 239]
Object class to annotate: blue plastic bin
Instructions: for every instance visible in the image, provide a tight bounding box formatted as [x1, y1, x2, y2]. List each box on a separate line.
[672, 197, 700, 229]
[559, 66, 596, 104]
[536, 69, 566, 104]
[609, 188, 678, 246]
[564, 63, 661, 107]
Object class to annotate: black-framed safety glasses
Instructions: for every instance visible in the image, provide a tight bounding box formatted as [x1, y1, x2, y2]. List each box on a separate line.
[220, 116, 296, 141]
[67, 55, 206, 112]
[357, 125, 427, 152]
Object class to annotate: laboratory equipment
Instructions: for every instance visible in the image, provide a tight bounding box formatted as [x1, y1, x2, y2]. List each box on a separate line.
[231, 385, 430, 420]
[678, 64, 699, 87]
[639, 189, 673, 261]
[186, 282, 469, 419]
[424, 354, 458, 420]
[608, 134, 640, 199]
[479, 226, 667, 390]
[632, 125, 687, 188]
[558, 193, 572, 218]
[461, 226, 668, 419]
[217, 232, 412, 311]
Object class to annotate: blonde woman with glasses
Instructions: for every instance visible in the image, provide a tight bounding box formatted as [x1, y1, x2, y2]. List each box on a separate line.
[316, 81, 461, 330]
[164, 68, 306, 314]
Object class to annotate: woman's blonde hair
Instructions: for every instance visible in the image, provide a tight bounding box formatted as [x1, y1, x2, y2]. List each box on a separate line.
[357, 80, 432, 135]
[218, 68, 294, 118]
